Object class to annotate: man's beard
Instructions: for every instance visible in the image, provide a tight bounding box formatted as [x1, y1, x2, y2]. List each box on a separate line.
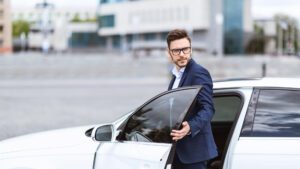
[174, 57, 190, 68]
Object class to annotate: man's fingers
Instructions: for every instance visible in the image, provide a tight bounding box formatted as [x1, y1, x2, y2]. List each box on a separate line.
[172, 136, 182, 140]
[170, 131, 181, 137]
[171, 130, 183, 134]
[170, 123, 190, 140]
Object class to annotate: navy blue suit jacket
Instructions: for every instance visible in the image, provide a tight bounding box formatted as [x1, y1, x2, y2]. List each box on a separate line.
[168, 59, 218, 164]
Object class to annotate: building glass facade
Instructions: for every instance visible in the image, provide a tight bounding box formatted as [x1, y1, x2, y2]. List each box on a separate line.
[70, 32, 106, 47]
[99, 15, 115, 28]
[223, 0, 244, 54]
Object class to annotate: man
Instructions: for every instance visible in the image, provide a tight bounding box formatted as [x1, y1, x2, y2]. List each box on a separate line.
[167, 29, 218, 169]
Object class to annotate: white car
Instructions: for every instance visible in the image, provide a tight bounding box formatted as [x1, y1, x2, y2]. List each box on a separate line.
[0, 78, 300, 169]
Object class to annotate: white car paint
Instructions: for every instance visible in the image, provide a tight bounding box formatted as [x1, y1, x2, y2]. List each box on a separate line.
[95, 141, 172, 169]
[232, 138, 300, 169]
[0, 125, 99, 169]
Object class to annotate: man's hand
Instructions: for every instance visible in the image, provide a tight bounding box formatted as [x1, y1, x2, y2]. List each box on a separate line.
[170, 121, 191, 141]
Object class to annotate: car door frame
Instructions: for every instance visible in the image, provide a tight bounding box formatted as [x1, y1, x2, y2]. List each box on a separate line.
[212, 88, 253, 169]
[95, 86, 203, 169]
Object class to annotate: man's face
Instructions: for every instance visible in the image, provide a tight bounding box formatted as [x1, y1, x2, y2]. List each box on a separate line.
[168, 38, 192, 69]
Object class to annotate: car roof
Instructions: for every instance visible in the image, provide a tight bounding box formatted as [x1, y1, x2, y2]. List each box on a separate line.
[213, 77, 300, 89]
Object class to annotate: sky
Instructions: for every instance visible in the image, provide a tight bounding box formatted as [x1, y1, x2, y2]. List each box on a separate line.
[252, 0, 300, 20]
[11, 0, 300, 20]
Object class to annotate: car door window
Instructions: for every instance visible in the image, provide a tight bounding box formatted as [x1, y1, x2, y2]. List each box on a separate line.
[122, 87, 201, 143]
[211, 94, 243, 161]
[251, 89, 300, 137]
[213, 95, 242, 122]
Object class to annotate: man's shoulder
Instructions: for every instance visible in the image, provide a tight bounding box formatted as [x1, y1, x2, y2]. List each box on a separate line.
[189, 59, 209, 74]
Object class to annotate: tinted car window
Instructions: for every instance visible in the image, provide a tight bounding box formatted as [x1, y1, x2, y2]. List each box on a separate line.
[123, 88, 200, 143]
[252, 89, 300, 137]
[213, 95, 242, 122]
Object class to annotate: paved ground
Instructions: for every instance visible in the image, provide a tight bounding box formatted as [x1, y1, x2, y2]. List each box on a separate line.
[0, 79, 167, 141]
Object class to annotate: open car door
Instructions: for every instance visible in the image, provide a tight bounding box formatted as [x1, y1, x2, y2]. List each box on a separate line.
[94, 86, 202, 169]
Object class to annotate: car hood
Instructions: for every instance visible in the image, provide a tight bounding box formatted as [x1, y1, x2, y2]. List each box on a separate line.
[0, 125, 97, 154]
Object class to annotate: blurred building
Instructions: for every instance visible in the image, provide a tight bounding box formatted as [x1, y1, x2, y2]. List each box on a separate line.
[12, 7, 96, 23]
[97, 0, 253, 55]
[11, 0, 253, 55]
[254, 15, 299, 56]
[254, 19, 277, 55]
[223, 0, 253, 54]
[12, 4, 99, 52]
[0, 0, 12, 53]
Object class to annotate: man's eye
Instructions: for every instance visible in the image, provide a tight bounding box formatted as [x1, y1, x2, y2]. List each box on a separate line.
[173, 49, 180, 53]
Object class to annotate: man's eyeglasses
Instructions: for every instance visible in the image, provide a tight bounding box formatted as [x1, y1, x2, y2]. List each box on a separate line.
[170, 47, 191, 55]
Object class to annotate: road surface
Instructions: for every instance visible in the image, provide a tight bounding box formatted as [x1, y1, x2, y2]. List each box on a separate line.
[0, 78, 167, 141]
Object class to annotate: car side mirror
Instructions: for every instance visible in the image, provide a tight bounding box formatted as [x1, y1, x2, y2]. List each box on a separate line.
[92, 124, 113, 141]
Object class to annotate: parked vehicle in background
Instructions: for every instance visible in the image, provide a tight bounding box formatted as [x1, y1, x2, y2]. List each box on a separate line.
[0, 78, 299, 169]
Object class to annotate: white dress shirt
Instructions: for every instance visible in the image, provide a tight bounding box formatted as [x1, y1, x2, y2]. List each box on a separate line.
[171, 66, 186, 89]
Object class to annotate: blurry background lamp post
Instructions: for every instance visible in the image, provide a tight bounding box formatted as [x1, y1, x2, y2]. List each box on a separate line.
[35, 0, 54, 54]
[120, 31, 128, 55]
[210, 0, 223, 57]
[20, 33, 26, 52]
[215, 13, 224, 57]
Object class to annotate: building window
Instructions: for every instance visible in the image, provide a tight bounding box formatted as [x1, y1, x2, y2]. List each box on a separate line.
[161, 32, 168, 40]
[99, 15, 115, 28]
[144, 33, 156, 41]
[70, 32, 106, 47]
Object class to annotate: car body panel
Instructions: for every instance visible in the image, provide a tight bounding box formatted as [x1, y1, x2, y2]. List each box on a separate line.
[95, 141, 172, 169]
[0, 126, 100, 169]
[214, 78, 300, 89]
[232, 138, 300, 169]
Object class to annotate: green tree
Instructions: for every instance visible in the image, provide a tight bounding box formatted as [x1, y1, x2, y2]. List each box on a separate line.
[71, 13, 82, 22]
[12, 20, 30, 38]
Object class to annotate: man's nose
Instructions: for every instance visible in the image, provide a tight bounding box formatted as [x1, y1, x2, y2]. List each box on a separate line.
[179, 50, 185, 56]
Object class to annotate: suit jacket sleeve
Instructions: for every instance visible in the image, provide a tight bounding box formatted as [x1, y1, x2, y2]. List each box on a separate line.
[187, 68, 215, 138]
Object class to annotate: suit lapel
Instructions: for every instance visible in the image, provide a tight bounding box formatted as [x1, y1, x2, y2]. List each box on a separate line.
[178, 71, 187, 87]
[178, 59, 194, 87]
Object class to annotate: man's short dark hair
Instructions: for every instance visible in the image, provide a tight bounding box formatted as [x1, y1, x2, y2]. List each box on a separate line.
[166, 29, 191, 49]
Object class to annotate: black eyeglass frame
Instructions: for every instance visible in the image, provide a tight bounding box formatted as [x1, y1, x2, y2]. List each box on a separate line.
[169, 47, 191, 55]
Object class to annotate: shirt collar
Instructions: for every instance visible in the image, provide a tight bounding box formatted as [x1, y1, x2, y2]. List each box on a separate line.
[172, 66, 185, 78]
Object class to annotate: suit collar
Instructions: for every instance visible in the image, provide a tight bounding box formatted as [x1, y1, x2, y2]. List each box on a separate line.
[178, 58, 194, 87]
